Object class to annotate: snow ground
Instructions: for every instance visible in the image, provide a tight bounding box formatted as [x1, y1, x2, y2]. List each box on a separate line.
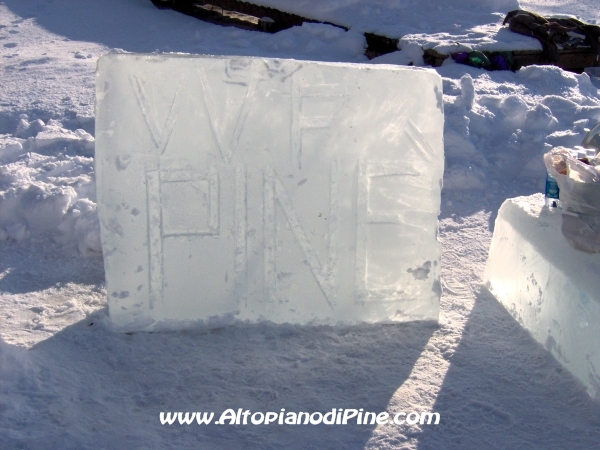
[1, 0, 600, 448]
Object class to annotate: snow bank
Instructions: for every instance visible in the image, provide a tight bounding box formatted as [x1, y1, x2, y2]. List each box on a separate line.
[438, 65, 600, 190]
[251, 0, 520, 35]
[249, 0, 537, 56]
[0, 117, 101, 255]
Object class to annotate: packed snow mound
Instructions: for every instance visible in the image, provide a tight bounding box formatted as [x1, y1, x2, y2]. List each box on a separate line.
[250, 0, 537, 55]
[301, 0, 521, 13]
[252, 0, 520, 32]
[0, 117, 100, 255]
[439, 65, 600, 190]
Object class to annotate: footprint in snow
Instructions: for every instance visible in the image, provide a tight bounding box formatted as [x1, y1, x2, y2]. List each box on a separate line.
[74, 51, 92, 59]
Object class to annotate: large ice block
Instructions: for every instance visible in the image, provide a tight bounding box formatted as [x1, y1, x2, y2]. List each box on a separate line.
[95, 53, 444, 331]
[484, 194, 600, 399]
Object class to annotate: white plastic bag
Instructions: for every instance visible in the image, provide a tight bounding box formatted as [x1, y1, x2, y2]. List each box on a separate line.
[544, 149, 600, 253]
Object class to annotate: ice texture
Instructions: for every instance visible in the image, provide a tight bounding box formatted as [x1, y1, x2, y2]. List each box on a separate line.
[95, 53, 444, 331]
[484, 194, 600, 399]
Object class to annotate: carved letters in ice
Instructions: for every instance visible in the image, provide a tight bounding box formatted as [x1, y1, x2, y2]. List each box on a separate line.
[95, 54, 444, 330]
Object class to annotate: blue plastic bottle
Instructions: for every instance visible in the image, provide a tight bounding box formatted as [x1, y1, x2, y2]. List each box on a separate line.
[544, 171, 560, 209]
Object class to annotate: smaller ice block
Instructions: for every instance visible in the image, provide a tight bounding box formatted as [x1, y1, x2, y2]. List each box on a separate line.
[95, 53, 444, 331]
[484, 194, 600, 399]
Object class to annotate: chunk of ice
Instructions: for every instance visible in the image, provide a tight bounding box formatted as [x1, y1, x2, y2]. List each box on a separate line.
[484, 194, 600, 399]
[95, 53, 444, 331]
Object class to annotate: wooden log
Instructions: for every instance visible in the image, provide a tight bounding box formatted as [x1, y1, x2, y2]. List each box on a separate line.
[422, 49, 449, 67]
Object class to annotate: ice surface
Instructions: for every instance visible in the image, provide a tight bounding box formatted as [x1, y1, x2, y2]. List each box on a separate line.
[484, 194, 600, 399]
[95, 53, 444, 331]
